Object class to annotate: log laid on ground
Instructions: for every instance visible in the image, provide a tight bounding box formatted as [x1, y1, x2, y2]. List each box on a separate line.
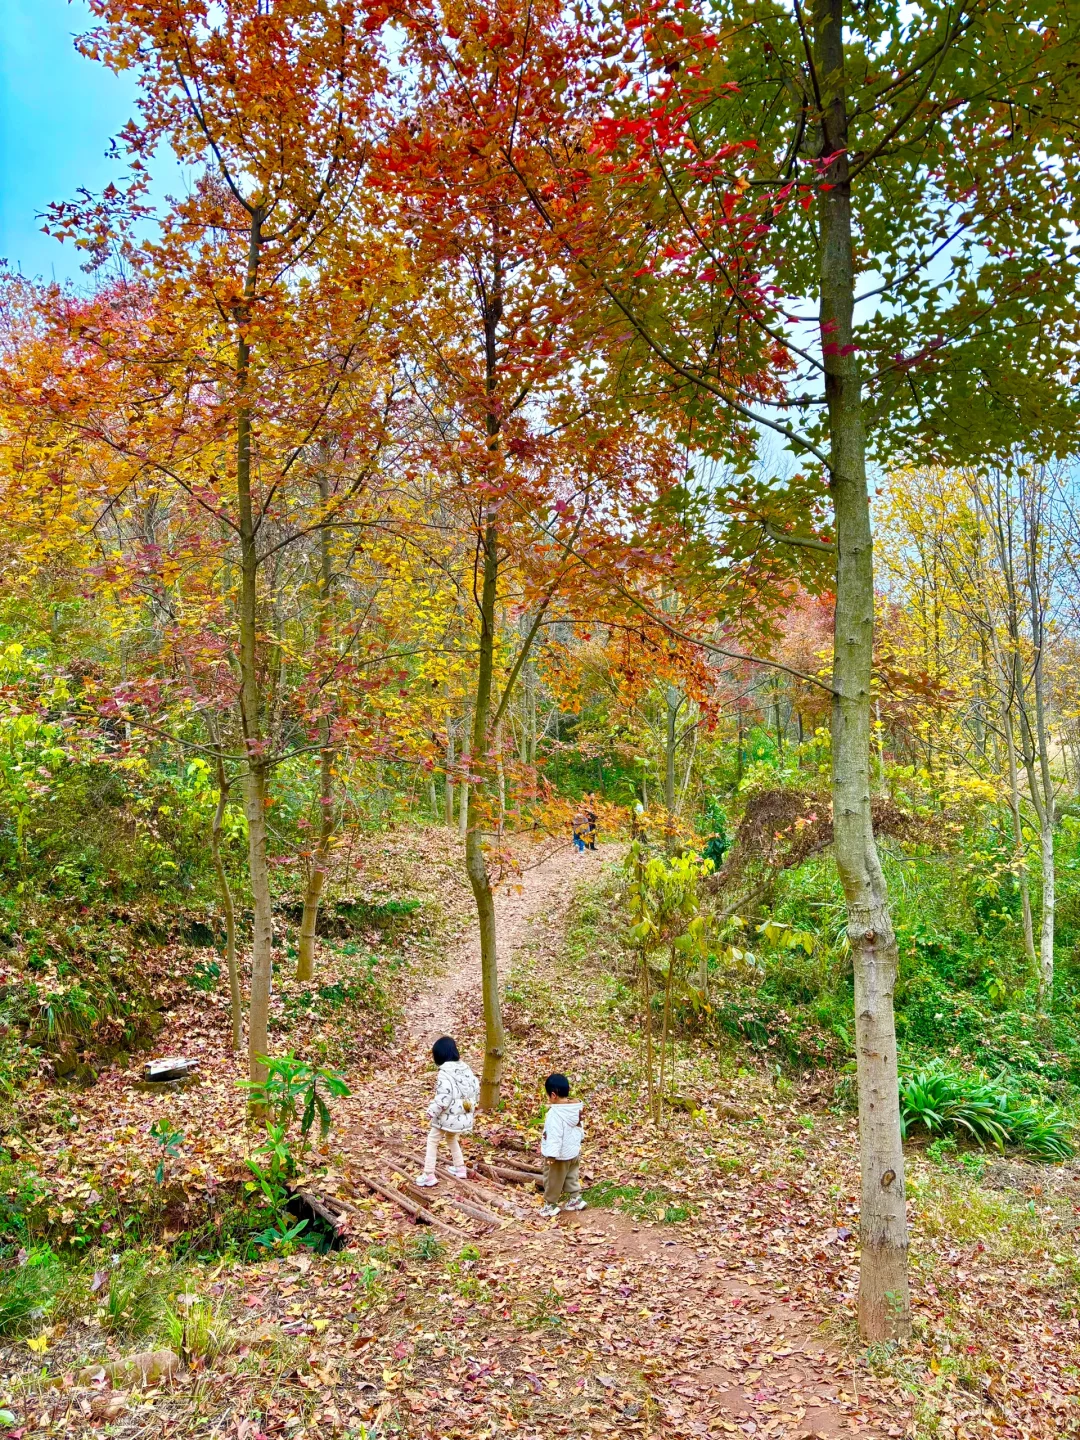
[473, 1157, 543, 1187]
[398, 1152, 529, 1220]
[397, 1176, 496, 1231]
[351, 1169, 466, 1237]
[385, 1158, 500, 1229]
[290, 1188, 350, 1235]
[494, 1157, 543, 1176]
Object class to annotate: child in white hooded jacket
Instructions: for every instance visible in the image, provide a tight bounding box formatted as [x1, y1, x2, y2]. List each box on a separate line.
[540, 1072, 585, 1216]
[415, 1036, 479, 1186]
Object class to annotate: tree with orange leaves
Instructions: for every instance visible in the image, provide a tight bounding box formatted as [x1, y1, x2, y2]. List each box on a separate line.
[16, 0, 397, 1090]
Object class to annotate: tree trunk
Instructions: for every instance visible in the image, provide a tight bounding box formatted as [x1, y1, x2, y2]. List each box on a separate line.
[445, 707, 456, 827]
[998, 683, 1037, 972]
[297, 471, 335, 984]
[211, 755, 243, 1052]
[496, 717, 506, 829]
[1027, 499, 1056, 1007]
[236, 206, 274, 1093]
[664, 687, 678, 814]
[296, 740, 332, 983]
[658, 945, 675, 1105]
[527, 659, 537, 767]
[815, 0, 910, 1342]
[469, 506, 505, 1111]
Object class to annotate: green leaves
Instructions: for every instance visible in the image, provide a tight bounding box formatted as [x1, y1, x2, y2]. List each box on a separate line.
[898, 1061, 1073, 1160]
[148, 1120, 183, 1186]
[242, 1052, 350, 1154]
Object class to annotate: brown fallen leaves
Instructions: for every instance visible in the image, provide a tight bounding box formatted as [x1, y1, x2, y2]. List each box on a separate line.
[1, 835, 1078, 1439]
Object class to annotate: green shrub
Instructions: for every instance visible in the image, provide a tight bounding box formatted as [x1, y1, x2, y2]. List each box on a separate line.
[899, 1061, 1073, 1160]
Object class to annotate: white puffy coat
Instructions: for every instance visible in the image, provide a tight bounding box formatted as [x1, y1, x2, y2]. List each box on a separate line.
[541, 1101, 583, 1161]
[426, 1060, 480, 1134]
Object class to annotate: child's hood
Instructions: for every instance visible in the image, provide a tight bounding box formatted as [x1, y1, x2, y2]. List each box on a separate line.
[548, 1101, 582, 1125]
[440, 1060, 476, 1086]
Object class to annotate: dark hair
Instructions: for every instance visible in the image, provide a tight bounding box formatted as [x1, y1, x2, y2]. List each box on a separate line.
[545, 1073, 570, 1099]
[432, 1036, 460, 1065]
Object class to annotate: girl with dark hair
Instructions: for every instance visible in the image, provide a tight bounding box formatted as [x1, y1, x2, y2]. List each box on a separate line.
[415, 1036, 479, 1186]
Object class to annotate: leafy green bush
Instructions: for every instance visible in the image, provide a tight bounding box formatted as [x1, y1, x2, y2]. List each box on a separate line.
[242, 1053, 350, 1150]
[899, 1062, 1072, 1160]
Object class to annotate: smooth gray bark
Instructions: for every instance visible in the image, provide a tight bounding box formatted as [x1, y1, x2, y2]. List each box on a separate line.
[814, 0, 911, 1340]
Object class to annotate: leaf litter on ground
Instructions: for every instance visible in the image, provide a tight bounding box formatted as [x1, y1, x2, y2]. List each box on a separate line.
[1, 830, 1077, 1437]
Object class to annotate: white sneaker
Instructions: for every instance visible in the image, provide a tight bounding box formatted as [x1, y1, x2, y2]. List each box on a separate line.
[414, 1172, 438, 1187]
[447, 1165, 468, 1179]
[540, 1203, 561, 1217]
[562, 1197, 586, 1211]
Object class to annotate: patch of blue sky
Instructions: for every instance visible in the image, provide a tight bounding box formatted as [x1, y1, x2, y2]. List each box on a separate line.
[1, 0, 188, 286]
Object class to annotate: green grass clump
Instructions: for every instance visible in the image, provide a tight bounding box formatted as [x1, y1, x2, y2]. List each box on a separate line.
[583, 1180, 695, 1223]
[899, 1061, 1073, 1160]
[0, 1246, 67, 1337]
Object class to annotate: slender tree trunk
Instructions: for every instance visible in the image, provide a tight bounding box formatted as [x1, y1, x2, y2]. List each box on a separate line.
[774, 678, 785, 757]
[677, 716, 698, 815]
[995, 664, 1037, 971]
[665, 688, 678, 813]
[297, 739, 332, 983]
[637, 843, 656, 1124]
[469, 506, 504, 1111]
[297, 472, 335, 984]
[495, 717, 506, 829]
[235, 206, 274, 1093]
[445, 705, 456, 827]
[658, 945, 675, 1105]
[1027, 506, 1056, 1007]
[875, 699, 888, 797]
[458, 719, 471, 839]
[211, 755, 243, 1052]
[428, 775, 439, 817]
[527, 660, 537, 767]
[814, 0, 910, 1341]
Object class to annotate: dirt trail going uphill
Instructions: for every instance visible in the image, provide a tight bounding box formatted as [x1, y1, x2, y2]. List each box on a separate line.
[331, 844, 897, 1440]
[398, 842, 608, 1053]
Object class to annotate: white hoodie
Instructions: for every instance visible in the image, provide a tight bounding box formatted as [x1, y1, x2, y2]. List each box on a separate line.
[426, 1060, 480, 1134]
[541, 1100, 583, 1161]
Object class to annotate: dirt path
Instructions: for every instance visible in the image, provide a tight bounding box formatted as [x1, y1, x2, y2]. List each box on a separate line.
[333, 844, 895, 1440]
[396, 841, 608, 1054]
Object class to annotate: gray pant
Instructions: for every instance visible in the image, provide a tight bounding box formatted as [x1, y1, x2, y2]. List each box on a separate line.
[544, 1156, 581, 1204]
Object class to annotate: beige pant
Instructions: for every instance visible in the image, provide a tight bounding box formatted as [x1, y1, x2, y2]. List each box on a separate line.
[424, 1127, 464, 1173]
[544, 1156, 581, 1205]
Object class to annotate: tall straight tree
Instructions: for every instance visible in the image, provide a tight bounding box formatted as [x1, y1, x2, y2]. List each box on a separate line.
[510, 0, 1080, 1335]
[41, 0, 396, 1087]
[377, 0, 708, 1105]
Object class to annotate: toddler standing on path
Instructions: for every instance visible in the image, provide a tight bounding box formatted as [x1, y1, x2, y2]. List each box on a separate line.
[540, 1072, 586, 1216]
[415, 1036, 479, 1186]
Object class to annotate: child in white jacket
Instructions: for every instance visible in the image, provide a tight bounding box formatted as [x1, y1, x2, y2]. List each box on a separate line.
[415, 1036, 479, 1187]
[540, 1073, 585, 1216]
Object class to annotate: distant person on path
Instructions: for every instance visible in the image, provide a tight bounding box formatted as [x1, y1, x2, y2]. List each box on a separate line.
[571, 810, 586, 853]
[539, 1072, 586, 1216]
[585, 800, 597, 851]
[415, 1036, 479, 1187]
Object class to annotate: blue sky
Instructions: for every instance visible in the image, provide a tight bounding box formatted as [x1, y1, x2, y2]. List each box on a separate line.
[1, 0, 138, 283]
